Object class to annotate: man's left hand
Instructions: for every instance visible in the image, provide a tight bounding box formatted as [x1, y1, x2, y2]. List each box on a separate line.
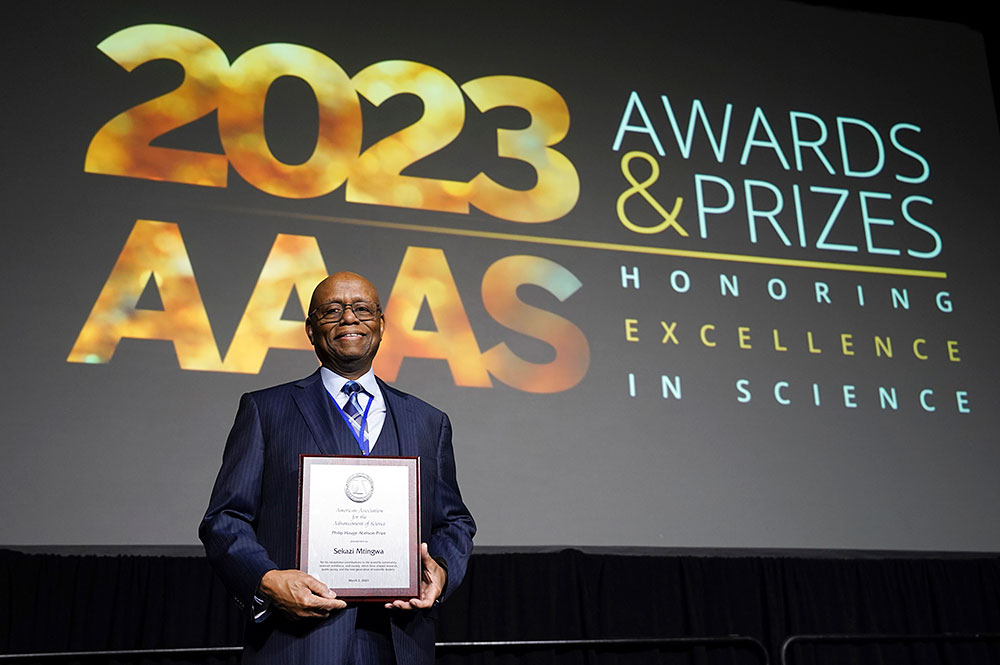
[385, 542, 446, 610]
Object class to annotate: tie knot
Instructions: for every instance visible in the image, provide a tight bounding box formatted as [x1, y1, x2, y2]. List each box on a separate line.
[342, 380, 362, 397]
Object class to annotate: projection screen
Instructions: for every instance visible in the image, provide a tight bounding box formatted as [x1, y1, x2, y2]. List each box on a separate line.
[2, 0, 998, 551]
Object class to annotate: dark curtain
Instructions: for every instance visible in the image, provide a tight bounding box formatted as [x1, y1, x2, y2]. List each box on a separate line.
[3, 549, 999, 664]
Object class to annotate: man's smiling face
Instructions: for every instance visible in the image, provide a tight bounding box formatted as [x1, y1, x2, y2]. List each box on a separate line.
[305, 272, 384, 379]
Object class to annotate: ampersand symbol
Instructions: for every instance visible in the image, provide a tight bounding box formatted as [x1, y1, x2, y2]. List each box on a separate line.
[616, 151, 688, 236]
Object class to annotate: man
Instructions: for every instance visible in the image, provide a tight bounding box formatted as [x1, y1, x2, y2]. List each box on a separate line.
[200, 272, 476, 665]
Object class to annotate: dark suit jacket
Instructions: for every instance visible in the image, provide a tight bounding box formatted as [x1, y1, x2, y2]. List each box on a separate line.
[199, 370, 476, 665]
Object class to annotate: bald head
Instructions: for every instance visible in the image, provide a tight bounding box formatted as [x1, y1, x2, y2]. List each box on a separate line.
[309, 272, 381, 313]
[305, 272, 384, 379]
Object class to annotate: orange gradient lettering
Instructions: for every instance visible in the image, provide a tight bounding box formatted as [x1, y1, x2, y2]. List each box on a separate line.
[374, 247, 491, 387]
[480, 255, 589, 393]
[67, 220, 222, 370]
[221, 234, 329, 373]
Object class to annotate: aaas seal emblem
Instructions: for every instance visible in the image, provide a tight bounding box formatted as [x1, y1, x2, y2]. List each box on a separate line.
[344, 472, 374, 503]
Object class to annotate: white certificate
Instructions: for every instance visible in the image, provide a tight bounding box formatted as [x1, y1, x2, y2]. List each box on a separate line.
[298, 456, 420, 601]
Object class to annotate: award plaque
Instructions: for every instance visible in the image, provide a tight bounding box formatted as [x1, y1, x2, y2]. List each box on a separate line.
[297, 456, 420, 601]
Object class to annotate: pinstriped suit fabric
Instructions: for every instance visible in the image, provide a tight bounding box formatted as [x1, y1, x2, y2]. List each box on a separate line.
[200, 370, 475, 664]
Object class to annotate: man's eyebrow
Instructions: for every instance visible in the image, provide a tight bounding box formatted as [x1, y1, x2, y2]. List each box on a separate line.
[315, 299, 380, 306]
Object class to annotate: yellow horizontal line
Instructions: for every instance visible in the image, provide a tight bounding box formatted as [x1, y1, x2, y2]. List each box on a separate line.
[224, 207, 948, 279]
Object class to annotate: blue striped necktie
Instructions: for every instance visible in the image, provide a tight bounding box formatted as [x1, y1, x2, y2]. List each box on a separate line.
[342, 380, 369, 454]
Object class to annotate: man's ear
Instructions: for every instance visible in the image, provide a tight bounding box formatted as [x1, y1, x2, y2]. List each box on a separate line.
[305, 319, 315, 345]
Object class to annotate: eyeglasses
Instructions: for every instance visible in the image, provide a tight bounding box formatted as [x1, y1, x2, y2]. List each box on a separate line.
[309, 301, 381, 324]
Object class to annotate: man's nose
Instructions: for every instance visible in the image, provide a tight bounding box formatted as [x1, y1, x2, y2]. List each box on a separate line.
[340, 305, 360, 323]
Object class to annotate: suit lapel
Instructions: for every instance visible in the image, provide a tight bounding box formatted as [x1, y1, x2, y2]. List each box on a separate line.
[292, 370, 346, 456]
[378, 378, 435, 545]
[379, 378, 418, 457]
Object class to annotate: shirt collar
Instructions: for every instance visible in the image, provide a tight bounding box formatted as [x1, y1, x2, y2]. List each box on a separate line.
[320, 366, 378, 396]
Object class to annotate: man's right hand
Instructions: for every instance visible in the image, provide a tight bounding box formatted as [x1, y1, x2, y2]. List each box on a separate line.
[259, 569, 347, 619]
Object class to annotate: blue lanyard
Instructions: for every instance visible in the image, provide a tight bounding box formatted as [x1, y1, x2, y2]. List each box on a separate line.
[331, 391, 373, 455]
